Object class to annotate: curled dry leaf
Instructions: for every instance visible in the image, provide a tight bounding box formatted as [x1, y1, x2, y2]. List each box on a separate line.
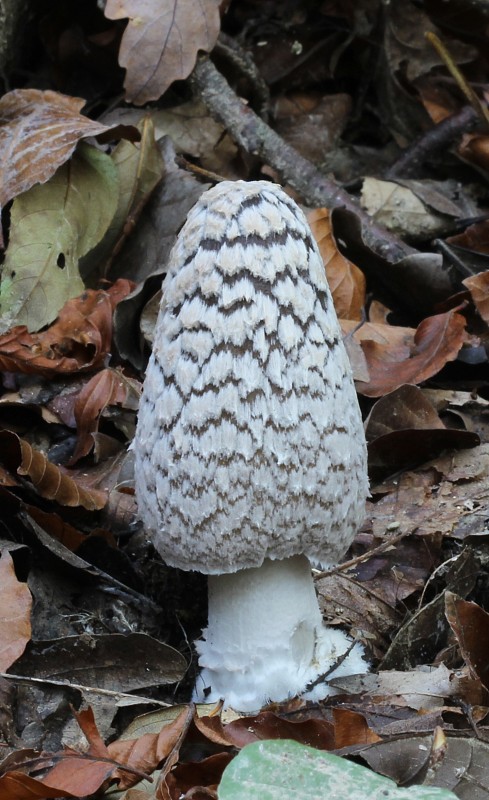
[354, 308, 468, 397]
[0, 551, 32, 671]
[0, 280, 134, 376]
[70, 368, 141, 464]
[0, 431, 107, 510]
[0, 88, 139, 244]
[308, 207, 366, 320]
[105, 0, 221, 104]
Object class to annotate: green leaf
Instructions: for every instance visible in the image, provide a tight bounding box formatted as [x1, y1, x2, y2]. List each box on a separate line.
[0, 143, 119, 332]
[81, 116, 165, 281]
[218, 740, 458, 800]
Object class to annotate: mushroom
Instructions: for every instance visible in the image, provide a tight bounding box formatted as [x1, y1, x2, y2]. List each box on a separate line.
[134, 180, 369, 712]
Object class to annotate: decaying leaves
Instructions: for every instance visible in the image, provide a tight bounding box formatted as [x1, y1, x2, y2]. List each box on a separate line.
[354, 308, 468, 397]
[0, 431, 107, 510]
[0, 145, 120, 332]
[0, 280, 133, 375]
[0, 88, 138, 246]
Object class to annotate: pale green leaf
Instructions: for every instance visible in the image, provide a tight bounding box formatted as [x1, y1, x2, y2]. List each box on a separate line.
[0, 143, 119, 332]
[81, 116, 164, 280]
[218, 740, 458, 800]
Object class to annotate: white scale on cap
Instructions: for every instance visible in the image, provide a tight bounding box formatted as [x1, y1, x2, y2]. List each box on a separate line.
[135, 180, 369, 712]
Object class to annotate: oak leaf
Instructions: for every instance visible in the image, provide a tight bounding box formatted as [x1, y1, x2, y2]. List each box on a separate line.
[105, 0, 221, 104]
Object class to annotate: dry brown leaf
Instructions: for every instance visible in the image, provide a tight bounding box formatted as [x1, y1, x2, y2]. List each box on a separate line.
[354, 308, 467, 397]
[70, 368, 141, 464]
[448, 220, 489, 256]
[0, 551, 32, 671]
[0, 772, 71, 799]
[0, 89, 138, 246]
[332, 708, 381, 748]
[308, 207, 366, 320]
[0, 431, 107, 510]
[0, 280, 134, 376]
[108, 707, 193, 791]
[463, 269, 489, 325]
[459, 131, 489, 173]
[445, 593, 489, 691]
[105, 0, 221, 104]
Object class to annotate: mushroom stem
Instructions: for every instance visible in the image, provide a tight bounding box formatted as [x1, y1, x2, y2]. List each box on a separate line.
[193, 555, 367, 712]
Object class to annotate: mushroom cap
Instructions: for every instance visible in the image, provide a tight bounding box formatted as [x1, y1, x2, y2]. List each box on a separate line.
[134, 180, 368, 574]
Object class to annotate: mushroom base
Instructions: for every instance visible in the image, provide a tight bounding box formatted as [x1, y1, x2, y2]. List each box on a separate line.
[193, 554, 368, 713]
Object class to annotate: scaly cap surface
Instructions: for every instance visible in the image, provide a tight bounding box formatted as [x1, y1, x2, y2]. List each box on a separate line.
[134, 180, 368, 573]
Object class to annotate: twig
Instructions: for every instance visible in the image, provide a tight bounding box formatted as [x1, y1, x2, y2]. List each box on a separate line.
[0, 671, 172, 707]
[385, 105, 479, 179]
[313, 530, 408, 581]
[190, 56, 415, 263]
[425, 32, 489, 128]
[214, 32, 271, 120]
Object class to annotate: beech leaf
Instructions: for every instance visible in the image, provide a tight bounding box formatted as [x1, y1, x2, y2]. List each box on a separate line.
[308, 207, 366, 320]
[0, 88, 139, 247]
[218, 740, 457, 800]
[354, 309, 467, 397]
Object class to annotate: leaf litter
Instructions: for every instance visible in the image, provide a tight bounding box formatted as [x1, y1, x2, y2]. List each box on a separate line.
[2, 1, 489, 799]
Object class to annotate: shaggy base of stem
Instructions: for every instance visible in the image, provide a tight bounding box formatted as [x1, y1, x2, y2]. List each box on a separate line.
[193, 555, 368, 713]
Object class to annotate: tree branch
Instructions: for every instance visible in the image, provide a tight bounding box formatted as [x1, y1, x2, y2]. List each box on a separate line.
[191, 55, 415, 263]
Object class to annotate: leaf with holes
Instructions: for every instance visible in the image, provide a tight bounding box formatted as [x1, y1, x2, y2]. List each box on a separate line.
[0, 144, 119, 332]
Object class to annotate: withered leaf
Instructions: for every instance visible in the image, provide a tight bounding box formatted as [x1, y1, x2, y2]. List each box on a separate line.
[0, 431, 107, 510]
[105, 0, 221, 104]
[108, 706, 193, 791]
[1, 144, 119, 332]
[70, 368, 141, 464]
[0, 89, 139, 244]
[463, 270, 489, 325]
[308, 207, 366, 320]
[0, 551, 32, 671]
[355, 309, 467, 397]
[445, 592, 489, 691]
[0, 280, 134, 376]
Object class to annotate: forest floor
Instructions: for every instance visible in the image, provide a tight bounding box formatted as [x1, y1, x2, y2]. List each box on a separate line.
[2, 1, 489, 798]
